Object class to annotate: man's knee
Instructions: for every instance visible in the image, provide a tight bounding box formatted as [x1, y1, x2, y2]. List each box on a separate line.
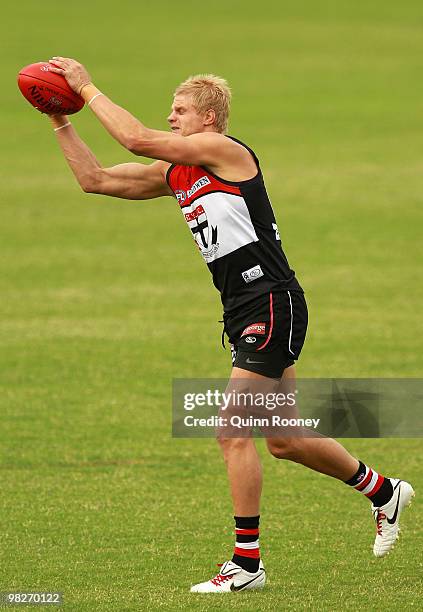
[217, 436, 254, 460]
[266, 437, 302, 460]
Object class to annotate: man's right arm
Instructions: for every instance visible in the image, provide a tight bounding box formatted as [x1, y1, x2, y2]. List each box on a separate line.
[50, 116, 173, 200]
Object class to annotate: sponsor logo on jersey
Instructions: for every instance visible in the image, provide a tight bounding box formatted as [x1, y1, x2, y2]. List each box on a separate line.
[241, 323, 266, 337]
[245, 336, 257, 343]
[241, 264, 264, 283]
[187, 176, 211, 198]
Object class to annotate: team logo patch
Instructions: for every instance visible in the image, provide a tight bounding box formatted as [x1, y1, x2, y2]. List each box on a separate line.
[175, 190, 186, 204]
[241, 323, 266, 337]
[185, 202, 219, 257]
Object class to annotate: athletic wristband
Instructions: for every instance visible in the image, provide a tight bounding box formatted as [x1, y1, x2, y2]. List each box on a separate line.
[88, 93, 104, 106]
[54, 121, 72, 132]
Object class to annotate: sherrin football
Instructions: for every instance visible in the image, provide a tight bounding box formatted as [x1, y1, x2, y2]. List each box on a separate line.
[17, 62, 85, 115]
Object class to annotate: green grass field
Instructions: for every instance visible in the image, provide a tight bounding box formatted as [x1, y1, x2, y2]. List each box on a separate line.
[1, 1, 422, 609]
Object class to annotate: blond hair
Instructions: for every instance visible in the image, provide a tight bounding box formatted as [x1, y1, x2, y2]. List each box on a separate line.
[174, 74, 231, 133]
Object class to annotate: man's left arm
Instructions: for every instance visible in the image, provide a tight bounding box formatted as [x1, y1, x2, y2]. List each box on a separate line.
[48, 57, 238, 168]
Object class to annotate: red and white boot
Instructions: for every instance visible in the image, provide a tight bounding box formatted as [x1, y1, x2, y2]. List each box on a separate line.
[372, 479, 415, 557]
[190, 559, 266, 593]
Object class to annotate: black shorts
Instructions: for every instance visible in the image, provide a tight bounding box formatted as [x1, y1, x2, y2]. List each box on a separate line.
[223, 291, 308, 379]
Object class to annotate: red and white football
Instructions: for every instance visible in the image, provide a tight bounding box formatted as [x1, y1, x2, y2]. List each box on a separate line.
[17, 62, 85, 115]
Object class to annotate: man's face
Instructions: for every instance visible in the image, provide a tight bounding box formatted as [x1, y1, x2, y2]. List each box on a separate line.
[167, 95, 208, 136]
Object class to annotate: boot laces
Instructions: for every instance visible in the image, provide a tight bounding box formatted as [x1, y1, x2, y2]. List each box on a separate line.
[375, 511, 387, 536]
[211, 572, 233, 586]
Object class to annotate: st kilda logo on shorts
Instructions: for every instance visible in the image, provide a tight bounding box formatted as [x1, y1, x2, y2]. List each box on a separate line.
[241, 323, 266, 337]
